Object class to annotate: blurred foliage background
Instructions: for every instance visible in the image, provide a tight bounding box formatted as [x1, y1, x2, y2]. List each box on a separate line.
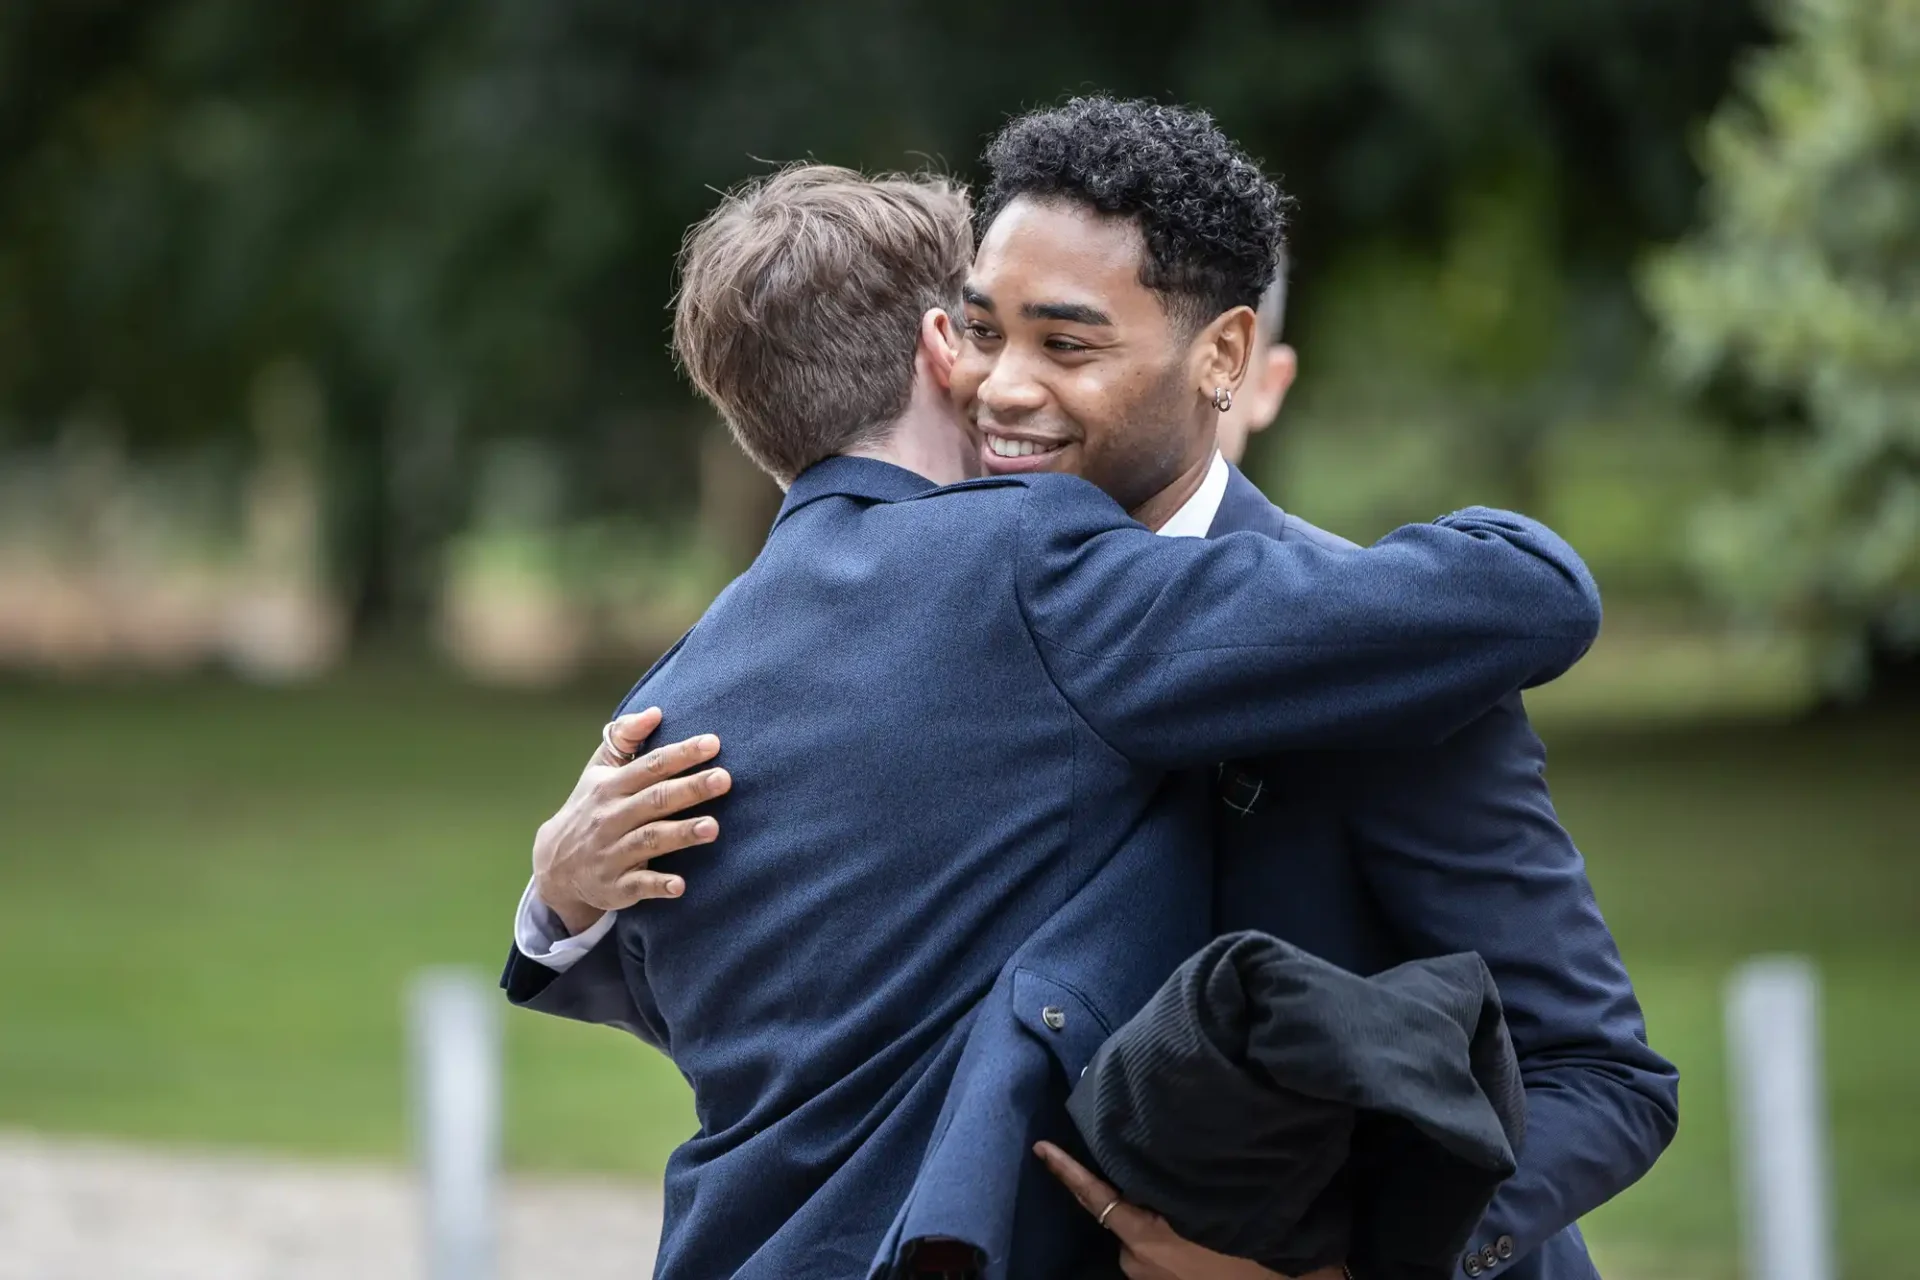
[5, 0, 1913, 690]
[2, 1, 1917, 1277]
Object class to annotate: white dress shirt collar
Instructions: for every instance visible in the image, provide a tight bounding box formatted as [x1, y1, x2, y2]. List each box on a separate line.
[1153, 450, 1230, 539]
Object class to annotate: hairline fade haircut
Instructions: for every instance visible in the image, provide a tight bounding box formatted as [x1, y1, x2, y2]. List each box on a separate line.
[673, 164, 974, 486]
[976, 97, 1291, 334]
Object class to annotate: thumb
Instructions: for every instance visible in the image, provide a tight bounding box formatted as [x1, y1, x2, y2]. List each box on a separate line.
[591, 707, 660, 767]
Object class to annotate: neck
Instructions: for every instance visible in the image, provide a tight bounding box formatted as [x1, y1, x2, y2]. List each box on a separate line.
[1128, 444, 1216, 532]
[847, 377, 978, 486]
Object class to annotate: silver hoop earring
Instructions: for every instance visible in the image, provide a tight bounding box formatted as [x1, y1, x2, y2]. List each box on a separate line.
[1211, 386, 1233, 413]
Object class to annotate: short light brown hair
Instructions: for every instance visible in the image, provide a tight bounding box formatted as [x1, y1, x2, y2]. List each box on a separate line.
[672, 165, 973, 486]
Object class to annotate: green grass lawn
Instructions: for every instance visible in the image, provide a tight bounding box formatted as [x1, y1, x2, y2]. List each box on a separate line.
[1, 676, 1915, 1277]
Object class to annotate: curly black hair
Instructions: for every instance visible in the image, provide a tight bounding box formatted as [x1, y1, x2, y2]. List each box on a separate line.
[977, 97, 1289, 329]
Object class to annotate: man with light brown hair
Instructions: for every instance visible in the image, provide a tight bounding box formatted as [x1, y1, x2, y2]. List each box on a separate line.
[502, 160, 1603, 1279]
[672, 165, 980, 489]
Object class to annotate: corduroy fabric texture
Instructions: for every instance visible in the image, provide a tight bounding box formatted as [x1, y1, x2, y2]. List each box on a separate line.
[1067, 932, 1526, 1280]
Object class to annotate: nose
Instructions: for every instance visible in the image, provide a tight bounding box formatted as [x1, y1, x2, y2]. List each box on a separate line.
[974, 346, 1049, 421]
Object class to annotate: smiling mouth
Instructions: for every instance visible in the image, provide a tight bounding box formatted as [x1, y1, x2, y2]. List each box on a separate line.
[984, 433, 1068, 460]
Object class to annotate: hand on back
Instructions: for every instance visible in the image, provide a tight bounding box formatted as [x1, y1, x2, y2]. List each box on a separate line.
[532, 707, 730, 934]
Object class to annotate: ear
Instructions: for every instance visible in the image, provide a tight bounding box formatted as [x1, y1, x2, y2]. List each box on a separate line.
[1268, 342, 1299, 398]
[921, 308, 960, 390]
[1244, 343, 1298, 440]
[1193, 305, 1257, 397]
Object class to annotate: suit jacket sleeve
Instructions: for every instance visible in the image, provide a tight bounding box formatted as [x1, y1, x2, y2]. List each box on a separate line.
[500, 932, 669, 1050]
[1343, 695, 1680, 1265]
[1010, 476, 1603, 764]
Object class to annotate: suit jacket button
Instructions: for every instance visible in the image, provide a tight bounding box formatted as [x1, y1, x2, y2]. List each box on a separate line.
[1481, 1245, 1500, 1268]
[1041, 1006, 1066, 1031]
[1463, 1257, 1483, 1278]
[1496, 1236, 1515, 1260]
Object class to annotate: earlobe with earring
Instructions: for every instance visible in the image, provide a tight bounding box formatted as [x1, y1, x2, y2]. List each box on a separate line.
[1210, 386, 1234, 413]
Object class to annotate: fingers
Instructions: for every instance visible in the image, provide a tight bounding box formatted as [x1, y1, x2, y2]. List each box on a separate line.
[605, 732, 722, 796]
[591, 708, 661, 767]
[611, 815, 720, 867]
[614, 866, 687, 902]
[607, 817, 718, 903]
[1033, 1141, 1118, 1214]
[1099, 1197, 1162, 1246]
[616, 766, 732, 826]
[1033, 1143, 1160, 1246]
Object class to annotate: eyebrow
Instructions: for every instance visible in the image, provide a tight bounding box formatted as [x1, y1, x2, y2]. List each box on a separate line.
[1023, 300, 1113, 326]
[960, 285, 1113, 328]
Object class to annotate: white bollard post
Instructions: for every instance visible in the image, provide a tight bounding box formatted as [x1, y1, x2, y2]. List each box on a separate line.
[1725, 955, 1834, 1280]
[409, 969, 502, 1280]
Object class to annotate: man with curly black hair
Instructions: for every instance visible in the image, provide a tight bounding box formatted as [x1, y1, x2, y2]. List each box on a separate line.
[950, 98, 1676, 1280]
[960, 96, 1289, 526]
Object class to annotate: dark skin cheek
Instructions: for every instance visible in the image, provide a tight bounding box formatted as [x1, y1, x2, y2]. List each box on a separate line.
[1077, 366, 1198, 514]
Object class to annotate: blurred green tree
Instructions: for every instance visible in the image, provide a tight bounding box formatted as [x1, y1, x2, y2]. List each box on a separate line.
[1646, 0, 1920, 691]
[1, 0, 1767, 649]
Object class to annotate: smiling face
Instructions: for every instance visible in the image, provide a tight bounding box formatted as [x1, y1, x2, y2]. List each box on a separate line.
[952, 197, 1237, 521]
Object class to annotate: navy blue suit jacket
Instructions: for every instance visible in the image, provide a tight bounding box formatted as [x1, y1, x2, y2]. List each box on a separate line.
[881, 466, 1675, 1280]
[504, 456, 1602, 1279]
[1207, 464, 1678, 1280]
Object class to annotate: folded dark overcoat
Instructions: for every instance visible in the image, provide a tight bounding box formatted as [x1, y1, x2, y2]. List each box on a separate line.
[1067, 932, 1527, 1280]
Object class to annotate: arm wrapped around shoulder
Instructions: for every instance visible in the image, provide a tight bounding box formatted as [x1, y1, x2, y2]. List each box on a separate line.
[1427, 505, 1601, 686]
[1012, 475, 1603, 763]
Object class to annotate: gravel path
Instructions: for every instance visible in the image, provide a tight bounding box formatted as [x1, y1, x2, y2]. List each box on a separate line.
[0, 1130, 663, 1280]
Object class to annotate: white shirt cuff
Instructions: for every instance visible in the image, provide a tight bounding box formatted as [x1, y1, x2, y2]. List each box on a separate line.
[514, 879, 616, 972]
